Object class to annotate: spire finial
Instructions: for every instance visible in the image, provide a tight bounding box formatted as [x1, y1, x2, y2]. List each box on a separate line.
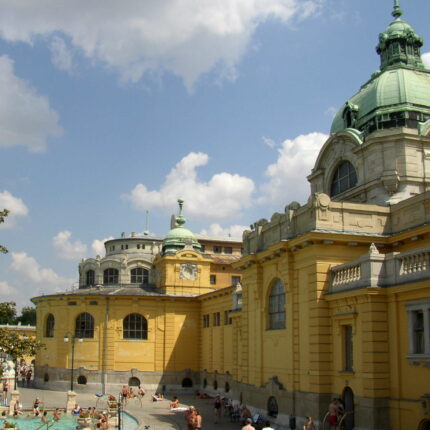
[392, 0, 403, 19]
[176, 198, 186, 226]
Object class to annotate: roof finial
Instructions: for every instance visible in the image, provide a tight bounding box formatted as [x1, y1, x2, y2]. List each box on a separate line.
[144, 210, 149, 235]
[392, 0, 403, 19]
[176, 198, 186, 226]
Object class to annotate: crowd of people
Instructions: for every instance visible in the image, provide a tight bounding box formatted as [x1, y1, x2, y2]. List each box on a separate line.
[18, 364, 33, 387]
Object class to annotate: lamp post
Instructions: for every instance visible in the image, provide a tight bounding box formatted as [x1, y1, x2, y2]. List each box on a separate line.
[64, 335, 83, 392]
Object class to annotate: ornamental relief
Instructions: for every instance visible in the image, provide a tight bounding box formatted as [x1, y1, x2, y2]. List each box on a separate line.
[179, 263, 198, 280]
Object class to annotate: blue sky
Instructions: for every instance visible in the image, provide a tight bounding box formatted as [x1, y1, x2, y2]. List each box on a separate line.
[0, 0, 429, 309]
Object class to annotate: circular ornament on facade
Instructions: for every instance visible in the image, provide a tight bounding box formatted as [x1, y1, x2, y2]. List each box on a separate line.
[179, 263, 198, 280]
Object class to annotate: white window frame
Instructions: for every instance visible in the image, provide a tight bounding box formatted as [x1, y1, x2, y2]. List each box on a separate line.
[405, 299, 430, 360]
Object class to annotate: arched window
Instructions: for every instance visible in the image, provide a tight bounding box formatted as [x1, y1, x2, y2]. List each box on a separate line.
[225, 382, 230, 393]
[267, 396, 278, 418]
[129, 377, 140, 387]
[45, 314, 55, 338]
[104, 268, 119, 285]
[213, 380, 218, 390]
[182, 378, 193, 388]
[203, 378, 207, 388]
[75, 313, 95, 338]
[268, 279, 286, 330]
[330, 161, 357, 197]
[123, 313, 148, 340]
[86, 270, 95, 287]
[130, 268, 149, 284]
[77, 375, 87, 385]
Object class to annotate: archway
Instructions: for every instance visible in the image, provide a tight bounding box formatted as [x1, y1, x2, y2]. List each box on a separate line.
[128, 377, 140, 387]
[267, 396, 278, 418]
[418, 420, 430, 430]
[77, 375, 87, 385]
[342, 386, 354, 430]
[182, 378, 193, 388]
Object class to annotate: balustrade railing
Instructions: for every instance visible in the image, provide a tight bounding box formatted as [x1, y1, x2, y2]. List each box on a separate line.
[329, 245, 430, 293]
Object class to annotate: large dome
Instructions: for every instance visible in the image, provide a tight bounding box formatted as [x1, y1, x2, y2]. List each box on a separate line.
[331, 4, 430, 136]
[331, 68, 430, 134]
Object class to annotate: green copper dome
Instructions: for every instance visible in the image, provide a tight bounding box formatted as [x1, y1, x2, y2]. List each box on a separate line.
[331, 1, 430, 136]
[162, 199, 201, 254]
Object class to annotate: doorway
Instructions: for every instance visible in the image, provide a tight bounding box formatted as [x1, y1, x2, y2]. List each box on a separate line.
[342, 386, 354, 430]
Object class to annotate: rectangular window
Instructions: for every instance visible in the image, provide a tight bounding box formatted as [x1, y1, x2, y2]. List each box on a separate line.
[343, 325, 353, 372]
[89, 301, 98, 306]
[232, 276, 241, 286]
[200, 245, 205, 253]
[67, 301, 77, 306]
[412, 310, 425, 354]
[121, 245, 124, 250]
[224, 247, 233, 254]
[203, 314, 210, 328]
[137, 244, 140, 249]
[213, 312, 220, 326]
[213, 246, 222, 253]
[224, 310, 232, 325]
[406, 300, 430, 357]
[210, 275, 217, 285]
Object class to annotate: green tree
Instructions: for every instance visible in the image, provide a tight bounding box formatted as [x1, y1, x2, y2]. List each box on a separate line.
[0, 328, 44, 387]
[16, 307, 36, 326]
[0, 328, 43, 359]
[0, 209, 9, 254]
[0, 302, 17, 325]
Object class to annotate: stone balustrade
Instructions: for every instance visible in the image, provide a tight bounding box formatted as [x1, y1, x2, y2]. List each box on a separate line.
[328, 245, 430, 293]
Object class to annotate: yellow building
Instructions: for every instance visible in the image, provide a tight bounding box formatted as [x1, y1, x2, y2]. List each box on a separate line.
[32, 200, 241, 393]
[33, 4, 430, 430]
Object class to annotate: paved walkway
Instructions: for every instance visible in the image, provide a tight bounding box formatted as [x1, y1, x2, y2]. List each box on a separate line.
[9, 388, 254, 430]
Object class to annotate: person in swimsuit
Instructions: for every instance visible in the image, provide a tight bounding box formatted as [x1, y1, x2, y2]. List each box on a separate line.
[194, 409, 202, 430]
[214, 395, 222, 423]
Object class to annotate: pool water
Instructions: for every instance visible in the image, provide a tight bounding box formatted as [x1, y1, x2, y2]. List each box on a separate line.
[2, 412, 138, 430]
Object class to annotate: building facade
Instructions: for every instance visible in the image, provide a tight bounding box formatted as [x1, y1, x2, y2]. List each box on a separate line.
[33, 3, 430, 430]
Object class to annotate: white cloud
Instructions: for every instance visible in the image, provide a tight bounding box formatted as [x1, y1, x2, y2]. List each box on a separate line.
[423, 52, 430, 69]
[262, 136, 276, 149]
[0, 56, 62, 152]
[91, 237, 114, 257]
[10, 252, 74, 292]
[0, 281, 21, 303]
[325, 106, 337, 118]
[124, 152, 255, 220]
[0, 190, 28, 229]
[53, 230, 87, 260]
[0, 281, 14, 295]
[259, 132, 328, 205]
[199, 223, 248, 240]
[50, 36, 74, 73]
[0, 0, 321, 90]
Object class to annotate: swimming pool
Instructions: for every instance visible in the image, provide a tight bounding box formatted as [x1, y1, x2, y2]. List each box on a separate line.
[2, 411, 138, 430]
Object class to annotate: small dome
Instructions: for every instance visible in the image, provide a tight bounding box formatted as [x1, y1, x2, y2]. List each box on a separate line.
[162, 199, 201, 254]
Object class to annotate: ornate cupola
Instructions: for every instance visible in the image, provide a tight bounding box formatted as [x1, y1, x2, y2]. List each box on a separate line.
[331, 1, 430, 136]
[309, 1, 430, 206]
[376, 1, 425, 72]
[162, 199, 202, 255]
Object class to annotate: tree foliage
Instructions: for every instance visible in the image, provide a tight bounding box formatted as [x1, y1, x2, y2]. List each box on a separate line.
[0, 209, 9, 254]
[0, 328, 44, 360]
[0, 302, 17, 325]
[16, 307, 36, 326]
